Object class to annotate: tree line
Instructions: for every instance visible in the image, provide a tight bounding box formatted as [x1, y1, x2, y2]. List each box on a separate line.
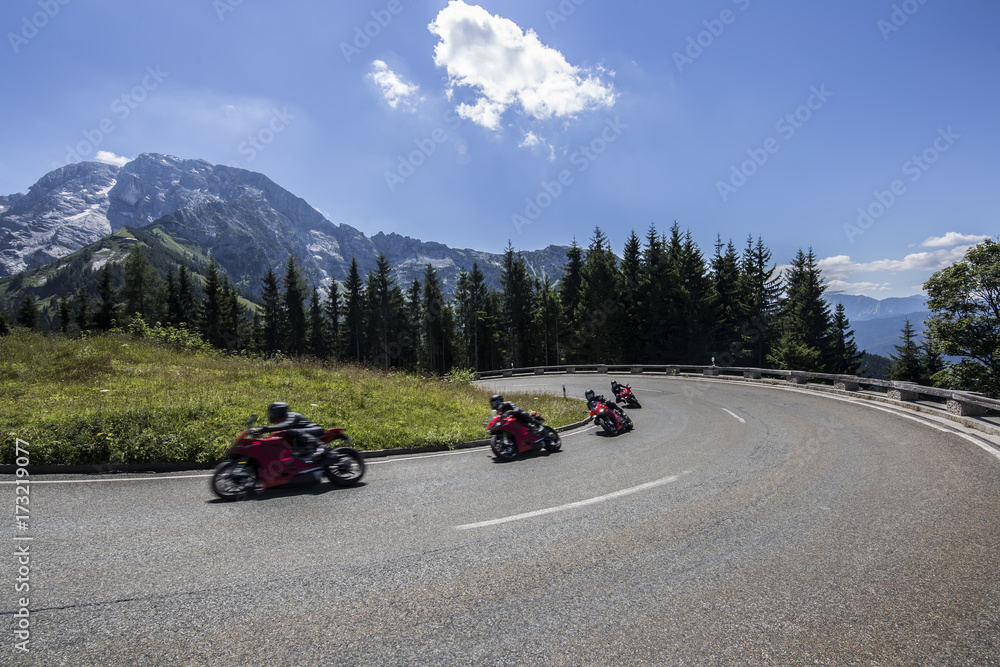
[7, 226, 997, 396]
[6, 223, 863, 374]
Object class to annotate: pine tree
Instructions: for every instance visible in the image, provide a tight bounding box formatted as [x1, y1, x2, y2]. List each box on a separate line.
[499, 243, 535, 367]
[283, 254, 307, 356]
[94, 263, 118, 330]
[738, 236, 782, 368]
[201, 258, 223, 347]
[639, 224, 670, 363]
[423, 264, 448, 374]
[176, 264, 197, 327]
[575, 227, 621, 362]
[16, 294, 39, 330]
[75, 285, 90, 332]
[259, 267, 283, 355]
[58, 293, 72, 335]
[889, 319, 923, 383]
[404, 278, 423, 371]
[218, 277, 243, 350]
[120, 244, 161, 322]
[709, 236, 743, 366]
[665, 224, 714, 364]
[828, 303, 863, 374]
[344, 258, 365, 363]
[309, 287, 327, 358]
[768, 248, 830, 372]
[619, 231, 643, 363]
[365, 253, 397, 369]
[559, 239, 584, 361]
[324, 280, 342, 360]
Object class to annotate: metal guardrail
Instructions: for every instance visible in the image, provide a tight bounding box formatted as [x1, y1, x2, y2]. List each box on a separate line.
[475, 363, 1000, 418]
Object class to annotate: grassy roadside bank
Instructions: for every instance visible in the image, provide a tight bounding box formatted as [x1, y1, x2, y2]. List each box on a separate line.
[1, 331, 587, 466]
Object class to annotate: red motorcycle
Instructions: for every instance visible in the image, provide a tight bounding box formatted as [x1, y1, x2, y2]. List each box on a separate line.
[611, 380, 642, 409]
[211, 416, 365, 500]
[589, 397, 634, 435]
[486, 411, 562, 461]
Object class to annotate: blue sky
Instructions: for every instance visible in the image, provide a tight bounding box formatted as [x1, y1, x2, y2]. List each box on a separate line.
[2, 0, 997, 298]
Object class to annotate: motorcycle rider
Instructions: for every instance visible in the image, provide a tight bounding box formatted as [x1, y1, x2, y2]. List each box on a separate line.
[490, 394, 545, 438]
[585, 388, 625, 417]
[610, 380, 626, 403]
[257, 402, 327, 463]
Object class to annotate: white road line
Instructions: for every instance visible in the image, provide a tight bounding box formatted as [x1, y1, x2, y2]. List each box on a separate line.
[455, 474, 682, 530]
[722, 408, 746, 424]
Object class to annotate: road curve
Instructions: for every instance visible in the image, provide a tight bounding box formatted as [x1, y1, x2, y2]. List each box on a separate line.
[3, 375, 999, 665]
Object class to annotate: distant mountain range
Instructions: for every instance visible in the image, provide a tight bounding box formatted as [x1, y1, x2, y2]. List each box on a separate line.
[0, 154, 569, 310]
[0, 153, 931, 359]
[827, 292, 930, 358]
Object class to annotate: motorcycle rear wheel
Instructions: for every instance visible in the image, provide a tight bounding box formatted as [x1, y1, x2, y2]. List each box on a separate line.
[211, 460, 258, 501]
[491, 431, 518, 461]
[324, 447, 366, 486]
[543, 427, 562, 452]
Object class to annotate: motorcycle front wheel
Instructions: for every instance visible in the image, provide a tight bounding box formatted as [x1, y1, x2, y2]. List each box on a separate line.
[211, 459, 258, 501]
[491, 431, 518, 461]
[629, 398, 642, 409]
[325, 447, 366, 486]
[543, 427, 562, 452]
[599, 417, 617, 435]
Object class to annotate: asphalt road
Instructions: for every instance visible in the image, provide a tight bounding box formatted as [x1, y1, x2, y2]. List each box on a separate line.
[3, 376, 999, 665]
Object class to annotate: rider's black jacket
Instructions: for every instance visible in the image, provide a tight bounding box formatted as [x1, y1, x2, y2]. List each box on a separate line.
[260, 411, 322, 435]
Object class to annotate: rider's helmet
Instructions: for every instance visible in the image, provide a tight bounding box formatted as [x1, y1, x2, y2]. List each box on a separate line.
[584, 389, 595, 402]
[490, 394, 504, 411]
[611, 380, 620, 391]
[268, 401, 289, 423]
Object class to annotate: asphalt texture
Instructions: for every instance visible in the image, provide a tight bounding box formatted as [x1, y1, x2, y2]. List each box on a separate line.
[2, 376, 999, 665]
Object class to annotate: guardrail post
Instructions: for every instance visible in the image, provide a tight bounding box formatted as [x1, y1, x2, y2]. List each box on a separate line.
[743, 370, 762, 379]
[888, 383, 918, 402]
[597, 365, 608, 374]
[835, 377, 860, 391]
[631, 366, 642, 374]
[786, 372, 808, 384]
[534, 368, 544, 375]
[703, 368, 719, 377]
[947, 399, 988, 417]
[567, 366, 576, 374]
[502, 369, 512, 378]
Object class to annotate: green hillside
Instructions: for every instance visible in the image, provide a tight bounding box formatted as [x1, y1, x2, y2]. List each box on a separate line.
[0, 330, 586, 466]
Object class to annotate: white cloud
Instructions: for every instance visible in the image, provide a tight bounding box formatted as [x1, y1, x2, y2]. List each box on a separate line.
[428, 0, 615, 130]
[95, 151, 130, 167]
[367, 60, 421, 111]
[920, 232, 990, 248]
[818, 246, 974, 280]
[519, 131, 542, 148]
[825, 280, 892, 295]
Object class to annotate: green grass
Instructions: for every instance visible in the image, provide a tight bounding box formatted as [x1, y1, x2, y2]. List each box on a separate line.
[0, 330, 588, 465]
